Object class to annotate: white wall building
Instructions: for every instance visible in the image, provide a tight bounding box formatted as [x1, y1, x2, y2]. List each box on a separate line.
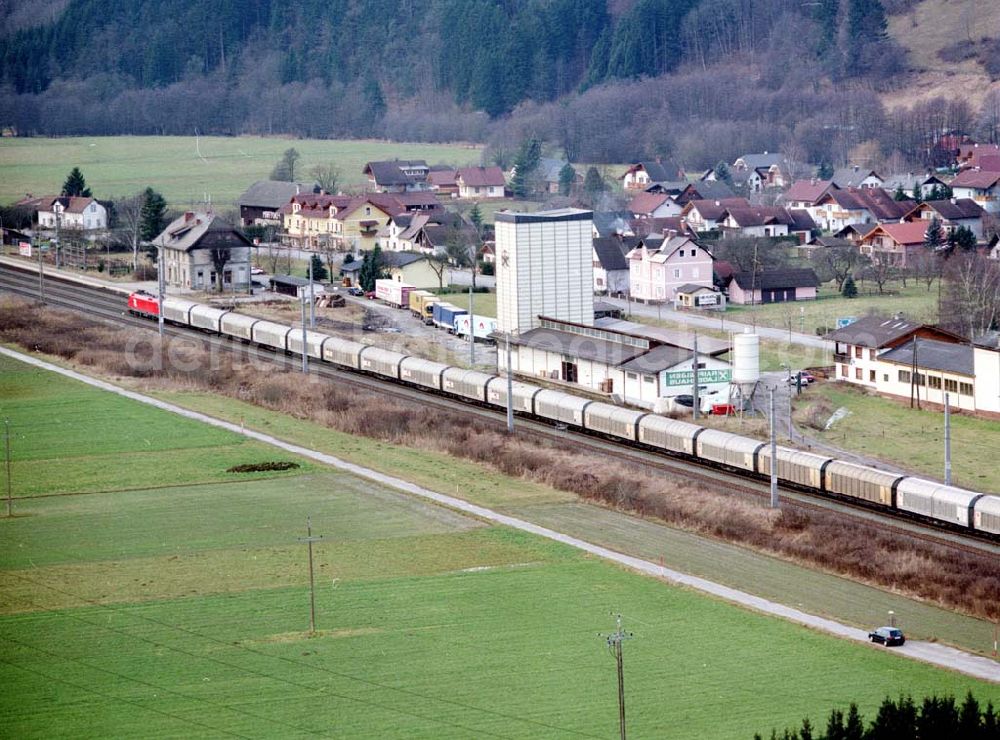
[495, 208, 594, 335]
[37, 196, 107, 230]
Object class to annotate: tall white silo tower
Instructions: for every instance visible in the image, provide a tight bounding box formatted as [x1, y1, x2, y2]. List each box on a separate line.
[729, 328, 761, 415]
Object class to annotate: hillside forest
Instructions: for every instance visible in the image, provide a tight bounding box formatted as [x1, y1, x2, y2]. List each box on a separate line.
[2, 0, 1000, 171]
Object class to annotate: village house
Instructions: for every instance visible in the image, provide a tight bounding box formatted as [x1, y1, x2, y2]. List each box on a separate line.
[455, 166, 506, 199]
[673, 283, 725, 310]
[339, 250, 442, 289]
[730, 153, 792, 192]
[34, 196, 107, 231]
[725, 268, 819, 305]
[858, 221, 933, 267]
[427, 168, 459, 197]
[237, 180, 315, 227]
[680, 198, 750, 231]
[282, 193, 401, 250]
[882, 172, 949, 200]
[626, 234, 714, 302]
[831, 166, 883, 190]
[956, 143, 1000, 170]
[783, 179, 836, 211]
[592, 236, 630, 296]
[627, 191, 682, 219]
[152, 211, 251, 292]
[718, 206, 794, 238]
[619, 160, 684, 190]
[903, 198, 985, 239]
[811, 187, 912, 232]
[825, 315, 963, 389]
[949, 169, 1000, 214]
[673, 180, 737, 204]
[507, 157, 578, 194]
[628, 216, 694, 240]
[362, 160, 430, 193]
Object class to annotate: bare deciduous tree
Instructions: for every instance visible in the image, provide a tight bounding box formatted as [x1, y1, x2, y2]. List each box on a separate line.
[939, 253, 1000, 340]
[810, 245, 868, 292]
[865, 250, 896, 295]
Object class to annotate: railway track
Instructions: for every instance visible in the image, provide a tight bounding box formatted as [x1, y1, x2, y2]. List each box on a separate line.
[2, 261, 998, 559]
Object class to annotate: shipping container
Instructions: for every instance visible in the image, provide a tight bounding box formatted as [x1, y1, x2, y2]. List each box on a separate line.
[432, 302, 467, 331]
[189, 304, 230, 332]
[161, 297, 199, 326]
[454, 315, 498, 341]
[375, 279, 415, 308]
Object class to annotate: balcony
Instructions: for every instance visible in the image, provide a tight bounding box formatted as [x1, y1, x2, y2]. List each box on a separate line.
[834, 353, 850, 364]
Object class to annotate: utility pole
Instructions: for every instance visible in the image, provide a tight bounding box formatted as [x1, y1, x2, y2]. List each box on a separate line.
[505, 333, 514, 434]
[37, 234, 44, 301]
[297, 516, 324, 635]
[4, 418, 11, 518]
[308, 255, 315, 329]
[944, 392, 952, 486]
[769, 387, 779, 509]
[601, 614, 633, 740]
[692, 332, 699, 421]
[300, 292, 308, 374]
[469, 285, 475, 367]
[157, 246, 165, 337]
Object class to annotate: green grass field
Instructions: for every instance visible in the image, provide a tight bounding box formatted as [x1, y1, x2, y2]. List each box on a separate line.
[727, 279, 940, 336]
[3, 354, 999, 738]
[0, 136, 484, 208]
[797, 382, 1000, 492]
[432, 288, 498, 318]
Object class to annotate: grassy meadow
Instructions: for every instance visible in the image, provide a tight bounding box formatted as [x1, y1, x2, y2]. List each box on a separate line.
[2, 353, 999, 738]
[0, 136, 484, 207]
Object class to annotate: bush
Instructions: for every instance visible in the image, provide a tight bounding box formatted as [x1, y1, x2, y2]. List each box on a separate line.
[227, 461, 300, 473]
[937, 39, 977, 63]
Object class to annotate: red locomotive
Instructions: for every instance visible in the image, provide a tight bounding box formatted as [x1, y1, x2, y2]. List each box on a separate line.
[127, 291, 160, 318]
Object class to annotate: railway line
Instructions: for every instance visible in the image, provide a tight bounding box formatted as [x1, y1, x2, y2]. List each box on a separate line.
[2, 260, 998, 559]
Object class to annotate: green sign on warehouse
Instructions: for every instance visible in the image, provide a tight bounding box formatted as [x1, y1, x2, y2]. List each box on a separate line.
[663, 369, 732, 387]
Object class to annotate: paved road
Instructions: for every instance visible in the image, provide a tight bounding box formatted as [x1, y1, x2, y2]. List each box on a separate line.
[7, 346, 996, 683]
[599, 296, 834, 351]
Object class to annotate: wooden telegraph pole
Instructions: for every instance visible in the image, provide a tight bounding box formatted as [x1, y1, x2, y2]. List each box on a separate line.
[297, 517, 324, 635]
[601, 614, 633, 740]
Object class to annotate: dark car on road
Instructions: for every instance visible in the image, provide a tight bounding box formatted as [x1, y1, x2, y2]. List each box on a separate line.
[868, 627, 905, 646]
[673, 395, 695, 408]
[347, 287, 364, 296]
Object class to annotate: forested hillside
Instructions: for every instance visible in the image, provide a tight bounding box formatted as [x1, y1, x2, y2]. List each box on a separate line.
[2, 0, 997, 172]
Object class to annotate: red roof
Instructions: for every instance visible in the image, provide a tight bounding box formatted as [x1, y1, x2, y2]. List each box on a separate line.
[784, 179, 834, 204]
[950, 169, 1000, 190]
[456, 166, 505, 188]
[627, 191, 670, 216]
[866, 221, 931, 246]
[428, 170, 457, 187]
[682, 198, 750, 220]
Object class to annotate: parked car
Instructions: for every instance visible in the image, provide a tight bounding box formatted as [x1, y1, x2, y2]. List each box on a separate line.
[364, 291, 376, 300]
[868, 627, 905, 646]
[673, 395, 695, 408]
[787, 371, 815, 385]
[347, 287, 364, 296]
[251, 266, 266, 275]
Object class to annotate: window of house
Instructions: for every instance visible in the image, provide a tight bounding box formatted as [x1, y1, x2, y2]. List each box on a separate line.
[914, 373, 925, 386]
[883, 373, 889, 382]
[899, 370, 911, 383]
[854, 346, 863, 358]
[960, 382, 973, 396]
[944, 378, 958, 393]
[840, 364, 848, 377]
[869, 370, 876, 382]
[626, 372, 637, 380]
[855, 367, 862, 380]
[928, 376, 941, 389]
[673, 268, 681, 278]
[679, 249, 685, 257]
[868, 348, 876, 360]
[644, 376, 654, 384]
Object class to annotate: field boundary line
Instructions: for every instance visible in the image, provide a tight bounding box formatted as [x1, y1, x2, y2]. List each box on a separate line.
[4, 346, 998, 684]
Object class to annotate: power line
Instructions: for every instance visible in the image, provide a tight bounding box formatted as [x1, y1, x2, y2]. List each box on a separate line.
[297, 515, 324, 635]
[600, 614, 633, 740]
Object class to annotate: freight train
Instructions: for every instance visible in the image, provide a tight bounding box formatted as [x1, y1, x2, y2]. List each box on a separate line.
[128, 291, 1000, 537]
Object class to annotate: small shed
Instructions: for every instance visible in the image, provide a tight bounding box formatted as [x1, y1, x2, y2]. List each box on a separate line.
[269, 274, 326, 298]
[674, 283, 725, 310]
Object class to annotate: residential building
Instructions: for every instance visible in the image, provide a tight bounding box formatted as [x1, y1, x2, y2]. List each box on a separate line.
[949, 169, 1000, 214]
[455, 166, 506, 199]
[628, 217, 694, 240]
[825, 315, 962, 389]
[973, 332, 1000, 415]
[674, 180, 736, 204]
[812, 188, 913, 232]
[680, 198, 750, 231]
[857, 221, 931, 267]
[731, 153, 791, 192]
[725, 268, 819, 305]
[362, 160, 430, 192]
[152, 212, 251, 292]
[35, 196, 107, 230]
[427, 168, 459, 197]
[626, 234, 714, 303]
[592, 236, 629, 296]
[619, 160, 684, 190]
[592, 211, 635, 239]
[831, 166, 883, 189]
[882, 173, 948, 200]
[783, 179, 836, 211]
[673, 283, 725, 310]
[627, 191, 682, 219]
[339, 250, 442, 289]
[903, 198, 985, 239]
[237, 181, 314, 226]
[508, 157, 578, 194]
[495, 208, 594, 334]
[957, 143, 1000, 170]
[718, 206, 794, 238]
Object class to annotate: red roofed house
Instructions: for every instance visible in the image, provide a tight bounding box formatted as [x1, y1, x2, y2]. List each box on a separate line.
[35, 196, 108, 230]
[783, 179, 836, 210]
[619, 160, 684, 190]
[427, 169, 459, 197]
[857, 221, 932, 267]
[949, 169, 1000, 214]
[718, 206, 794, 238]
[455, 166, 506, 199]
[957, 144, 1000, 170]
[627, 191, 682, 219]
[679, 198, 750, 231]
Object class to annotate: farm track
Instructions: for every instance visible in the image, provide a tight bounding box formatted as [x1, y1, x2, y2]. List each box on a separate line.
[2, 261, 998, 561]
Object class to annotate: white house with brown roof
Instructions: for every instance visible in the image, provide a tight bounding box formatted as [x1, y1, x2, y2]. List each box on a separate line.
[949, 169, 1000, 214]
[152, 212, 252, 292]
[627, 191, 682, 219]
[903, 198, 985, 239]
[857, 221, 930, 267]
[619, 160, 684, 190]
[626, 235, 714, 302]
[455, 166, 506, 199]
[36, 196, 107, 230]
[679, 198, 749, 231]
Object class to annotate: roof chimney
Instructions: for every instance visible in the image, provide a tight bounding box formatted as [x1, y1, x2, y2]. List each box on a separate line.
[184, 211, 195, 222]
[950, 197, 957, 205]
[296, 183, 301, 195]
[714, 200, 720, 207]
